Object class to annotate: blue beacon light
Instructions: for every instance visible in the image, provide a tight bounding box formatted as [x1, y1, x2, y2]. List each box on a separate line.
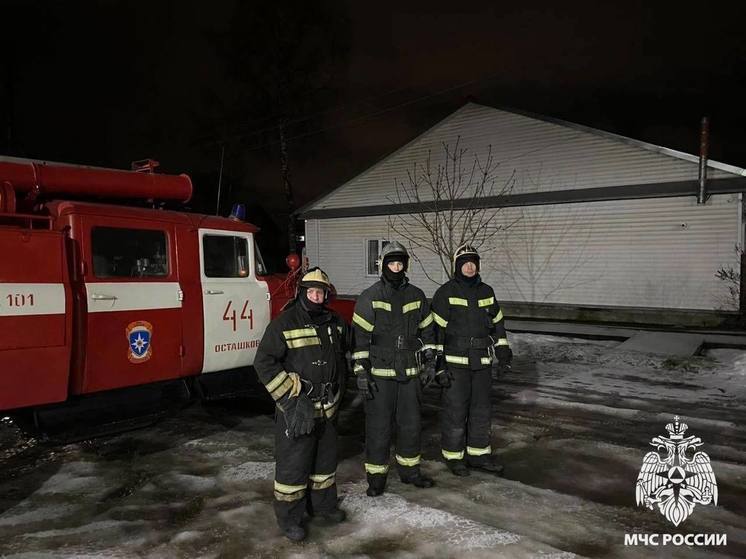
[229, 203, 246, 221]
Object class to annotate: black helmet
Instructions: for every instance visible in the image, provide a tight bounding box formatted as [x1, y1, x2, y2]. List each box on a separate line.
[380, 241, 408, 260]
[379, 241, 409, 272]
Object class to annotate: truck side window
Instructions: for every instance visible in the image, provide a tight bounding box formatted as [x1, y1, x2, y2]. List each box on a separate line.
[92, 227, 168, 278]
[254, 239, 267, 276]
[203, 235, 249, 278]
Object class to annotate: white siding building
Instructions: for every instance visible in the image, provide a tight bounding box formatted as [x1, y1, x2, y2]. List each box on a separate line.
[299, 103, 746, 321]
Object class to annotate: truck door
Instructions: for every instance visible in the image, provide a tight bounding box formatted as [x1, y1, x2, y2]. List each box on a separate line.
[0, 226, 71, 410]
[80, 219, 184, 393]
[199, 229, 270, 373]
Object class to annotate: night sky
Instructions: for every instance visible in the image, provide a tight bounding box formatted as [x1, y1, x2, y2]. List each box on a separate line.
[3, 0, 745, 262]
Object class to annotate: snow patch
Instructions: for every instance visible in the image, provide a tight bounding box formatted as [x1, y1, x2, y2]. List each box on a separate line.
[651, 413, 737, 430]
[526, 397, 641, 418]
[206, 448, 250, 459]
[0, 504, 79, 527]
[217, 503, 266, 526]
[159, 473, 217, 492]
[340, 482, 520, 550]
[219, 461, 274, 482]
[511, 335, 616, 365]
[707, 348, 746, 376]
[170, 530, 203, 544]
[22, 520, 145, 539]
[34, 463, 104, 496]
[512, 333, 617, 347]
[6, 553, 131, 559]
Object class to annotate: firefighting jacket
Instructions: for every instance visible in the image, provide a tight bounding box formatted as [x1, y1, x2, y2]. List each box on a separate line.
[254, 300, 350, 419]
[351, 277, 436, 381]
[431, 275, 509, 370]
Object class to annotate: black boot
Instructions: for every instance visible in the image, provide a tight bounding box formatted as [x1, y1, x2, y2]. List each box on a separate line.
[314, 508, 347, 525]
[468, 459, 504, 475]
[366, 473, 386, 497]
[447, 461, 470, 477]
[283, 524, 307, 542]
[401, 473, 435, 488]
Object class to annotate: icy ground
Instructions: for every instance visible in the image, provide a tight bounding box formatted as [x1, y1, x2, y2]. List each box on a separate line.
[1, 333, 745, 558]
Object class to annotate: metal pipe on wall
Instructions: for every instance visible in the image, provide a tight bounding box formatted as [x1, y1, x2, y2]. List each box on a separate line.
[698, 116, 709, 205]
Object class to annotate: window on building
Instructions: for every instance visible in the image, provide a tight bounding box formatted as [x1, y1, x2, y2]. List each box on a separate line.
[366, 239, 389, 276]
[203, 235, 250, 278]
[92, 227, 169, 278]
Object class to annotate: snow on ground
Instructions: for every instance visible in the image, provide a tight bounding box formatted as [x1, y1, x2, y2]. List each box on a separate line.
[1, 333, 745, 558]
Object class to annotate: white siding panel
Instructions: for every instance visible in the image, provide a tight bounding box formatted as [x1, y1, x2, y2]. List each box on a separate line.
[316, 104, 736, 210]
[308, 195, 740, 311]
[305, 219, 320, 266]
[311, 217, 447, 298]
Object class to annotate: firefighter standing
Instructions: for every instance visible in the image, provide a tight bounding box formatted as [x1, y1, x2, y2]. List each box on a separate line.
[431, 244, 513, 476]
[352, 241, 437, 496]
[254, 267, 349, 542]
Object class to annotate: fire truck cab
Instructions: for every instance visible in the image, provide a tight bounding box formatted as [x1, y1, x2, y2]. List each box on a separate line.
[0, 157, 294, 433]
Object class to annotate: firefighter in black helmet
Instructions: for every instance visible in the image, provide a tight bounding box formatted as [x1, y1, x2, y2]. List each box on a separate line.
[431, 244, 512, 476]
[254, 267, 350, 542]
[352, 241, 437, 496]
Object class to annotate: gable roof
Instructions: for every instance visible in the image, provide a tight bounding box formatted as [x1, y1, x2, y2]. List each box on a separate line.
[299, 102, 746, 219]
[506, 105, 745, 176]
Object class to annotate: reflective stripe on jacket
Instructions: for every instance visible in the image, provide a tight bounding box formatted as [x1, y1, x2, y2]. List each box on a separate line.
[431, 276, 508, 370]
[254, 300, 350, 411]
[352, 278, 435, 380]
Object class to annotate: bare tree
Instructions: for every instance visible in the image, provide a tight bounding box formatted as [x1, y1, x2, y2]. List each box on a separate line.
[208, 1, 350, 253]
[715, 244, 744, 311]
[493, 170, 601, 302]
[386, 137, 516, 282]
[497, 204, 600, 302]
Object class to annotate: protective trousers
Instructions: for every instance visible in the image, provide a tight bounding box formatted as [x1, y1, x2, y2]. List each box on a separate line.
[364, 378, 423, 487]
[273, 414, 338, 530]
[441, 367, 493, 466]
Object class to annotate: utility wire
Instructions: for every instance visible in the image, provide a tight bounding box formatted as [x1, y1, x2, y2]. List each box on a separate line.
[234, 72, 503, 153]
[202, 72, 503, 150]
[202, 81, 433, 145]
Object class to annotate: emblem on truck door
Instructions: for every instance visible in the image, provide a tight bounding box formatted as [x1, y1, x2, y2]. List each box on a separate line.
[126, 321, 154, 363]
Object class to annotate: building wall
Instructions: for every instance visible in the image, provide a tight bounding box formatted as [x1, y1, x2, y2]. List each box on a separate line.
[310, 103, 735, 211]
[306, 193, 741, 311]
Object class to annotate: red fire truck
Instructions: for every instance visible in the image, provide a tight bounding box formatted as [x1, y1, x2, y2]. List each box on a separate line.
[0, 156, 343, 437]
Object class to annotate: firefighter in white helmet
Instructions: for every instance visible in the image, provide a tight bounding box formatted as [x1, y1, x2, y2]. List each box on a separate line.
[351, 241, 437, 497]
[254, 267, 350, 542]
[430, 244, 513, 476]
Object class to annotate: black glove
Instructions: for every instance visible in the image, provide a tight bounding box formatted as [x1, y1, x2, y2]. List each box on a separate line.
[357, 358, 372, 372]
[496, 345, 513, 366]
[494, 345, 513, 378]
[355, 358, 378, 400]
[287, 393, 316, 438]
[420, 349, 437, 387]
[434, 368, 453, 388]
[357, 372, 378, 400]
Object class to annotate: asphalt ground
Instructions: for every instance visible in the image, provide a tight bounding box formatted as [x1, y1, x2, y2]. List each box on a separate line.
[1, 333, 744, 558]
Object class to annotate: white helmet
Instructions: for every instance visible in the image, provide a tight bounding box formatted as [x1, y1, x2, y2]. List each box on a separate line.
[299, 267, 331, 290]
[453, 243, 480, 271]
